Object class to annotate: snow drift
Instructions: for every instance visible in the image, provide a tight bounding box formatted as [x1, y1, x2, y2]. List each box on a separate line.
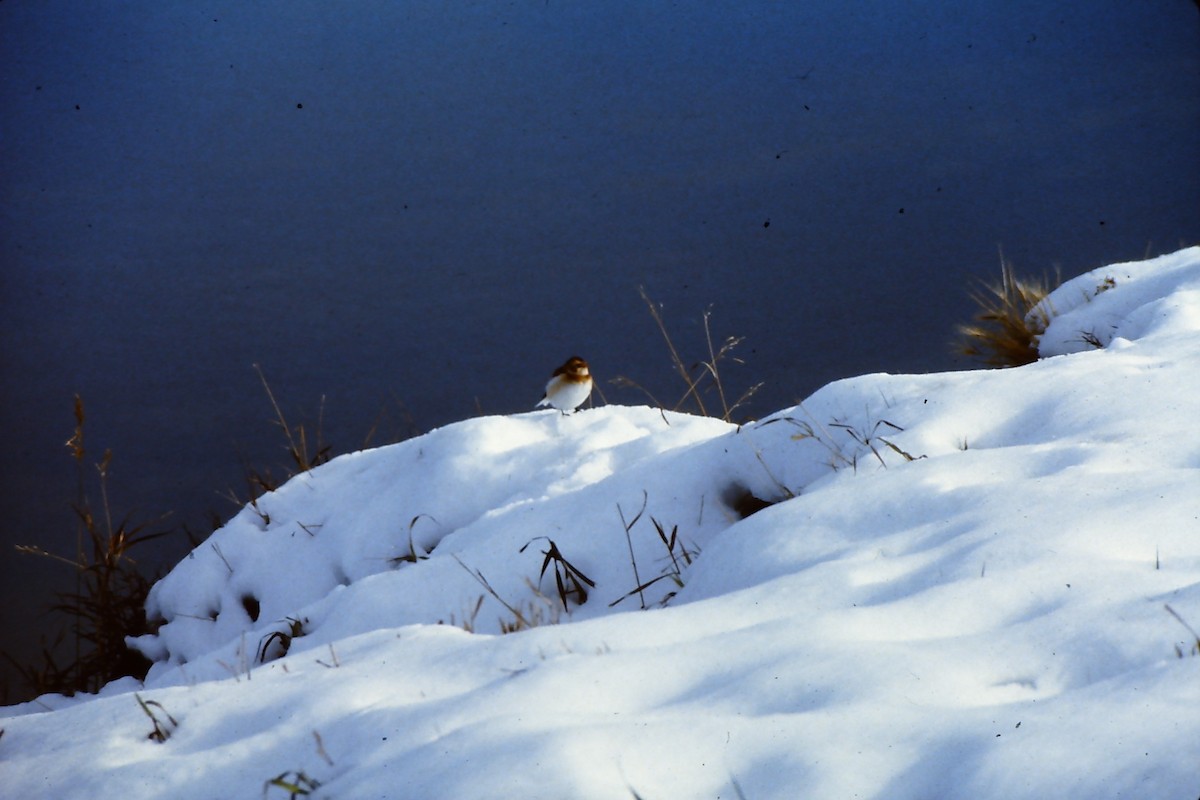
[3, 248, 1199, 799]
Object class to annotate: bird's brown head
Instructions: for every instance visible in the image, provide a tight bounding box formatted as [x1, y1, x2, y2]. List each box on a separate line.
[553, 356, 590, 379]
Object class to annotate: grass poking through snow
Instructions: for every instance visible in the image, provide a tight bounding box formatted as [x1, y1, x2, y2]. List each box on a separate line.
[5, 397, 171, 700]
[135, 692, 177, 743]
[612, 286, 763, 422]
[957, 256, 1060, 367]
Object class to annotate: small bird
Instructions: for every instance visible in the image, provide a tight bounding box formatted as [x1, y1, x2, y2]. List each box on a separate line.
[536, 356, 593, 413]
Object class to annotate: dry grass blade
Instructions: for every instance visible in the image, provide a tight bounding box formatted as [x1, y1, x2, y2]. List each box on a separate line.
[227, 366, 337, 524]
[257, 617, 305, 664]
[606, 374, 665, 410]
[610, 505, 698, 608]
[135, 692, 178, 743]
[312, 729, 334, 766]
[699, 310, 764, 421]
[264, 770, 322, 798]
[453, 555, 533, 631]
[253, 363, 332, 475]
[607, 572, 680, 608]
[361, 391, 421, 449]
[829, 417, 926, 470]
[636, 285, 708, 417]
[759, 406, 855, 471]
[653, 518, 686, 572]
[392, 513, 437, 565]
[613, 287, 760, 423]
[1165, 604, 1200, 657]
[615, 491, 650, 609]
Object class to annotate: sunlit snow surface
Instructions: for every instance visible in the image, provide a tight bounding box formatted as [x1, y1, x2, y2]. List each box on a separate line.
[4, 249, 1200, 798]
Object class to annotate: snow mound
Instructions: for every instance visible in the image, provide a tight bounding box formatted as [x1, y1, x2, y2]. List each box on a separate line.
[131, 406, 734, 673]
[4, 248, 1199, 799]
[1036, 246, 1200, 355]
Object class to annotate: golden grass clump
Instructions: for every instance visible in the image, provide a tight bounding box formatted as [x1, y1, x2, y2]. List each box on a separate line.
[957, 258, 1060, 367]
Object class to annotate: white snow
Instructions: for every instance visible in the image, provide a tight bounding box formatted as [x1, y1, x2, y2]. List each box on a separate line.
[4, 248, 1200, 798]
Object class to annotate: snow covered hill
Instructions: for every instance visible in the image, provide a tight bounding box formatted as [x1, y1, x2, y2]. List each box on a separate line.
[3, 248, 1199, 798]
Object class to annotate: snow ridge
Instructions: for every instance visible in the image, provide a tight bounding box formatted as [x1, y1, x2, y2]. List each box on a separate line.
[4, 248, 1199, 799]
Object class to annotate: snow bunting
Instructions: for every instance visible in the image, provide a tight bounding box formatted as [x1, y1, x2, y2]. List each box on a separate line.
[537, 356, 593, 413]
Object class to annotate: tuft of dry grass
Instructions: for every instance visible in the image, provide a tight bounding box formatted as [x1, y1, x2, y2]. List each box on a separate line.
[956, 256, 1060, 367]
[608, 491, 699, 609]
[611, 286, 763, 422]
[452, 556, 563, 633]
[519, 537, 595, 612]
[5, 396, 171, 700]
[254, 363, 332, 475]
[223, 365, 337, 526]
